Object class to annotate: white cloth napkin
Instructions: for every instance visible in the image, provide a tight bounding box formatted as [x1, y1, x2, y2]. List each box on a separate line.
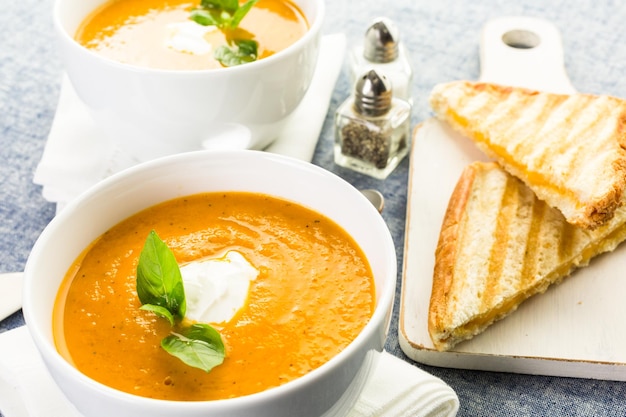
[33, 33, 347, 211]
[0, 327, 458, 417]
[0, 327, 82, 417]
[347, 351, 459, 417]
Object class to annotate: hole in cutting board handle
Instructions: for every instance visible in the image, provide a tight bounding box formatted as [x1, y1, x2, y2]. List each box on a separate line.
[501, 29, 541, 49]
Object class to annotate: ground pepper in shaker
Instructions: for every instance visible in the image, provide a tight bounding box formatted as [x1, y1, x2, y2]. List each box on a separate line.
[334, 69, 411, 179]
[349, 17, 413, 103]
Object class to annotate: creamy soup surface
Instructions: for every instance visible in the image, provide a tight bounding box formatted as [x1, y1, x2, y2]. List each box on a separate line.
[53, 192, 375, 401]
[76, 0, 309, 70]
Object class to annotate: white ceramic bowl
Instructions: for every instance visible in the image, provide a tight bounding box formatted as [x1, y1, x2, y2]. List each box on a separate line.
[23, 150, 397, 417]
[53, 0, 324, 161]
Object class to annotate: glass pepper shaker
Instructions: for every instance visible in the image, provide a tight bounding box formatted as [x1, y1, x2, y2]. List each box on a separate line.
[334, 69, 411, 179]
[348, 17, 413, 104]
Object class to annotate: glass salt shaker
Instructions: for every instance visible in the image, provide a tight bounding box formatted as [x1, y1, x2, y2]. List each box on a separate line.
[349, 17, 413, 104]
[334, 69, 411, 180]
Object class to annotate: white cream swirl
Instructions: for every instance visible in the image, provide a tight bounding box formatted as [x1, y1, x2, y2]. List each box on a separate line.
[165, 21, 216, 55]
[180, 251, 258, 324]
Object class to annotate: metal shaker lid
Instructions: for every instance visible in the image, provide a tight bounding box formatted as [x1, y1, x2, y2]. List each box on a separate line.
[363, 17, 399, 63]
[354, 70, 392, 116]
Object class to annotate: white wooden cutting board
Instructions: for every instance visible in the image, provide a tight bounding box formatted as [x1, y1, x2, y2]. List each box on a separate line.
[399, 16, 626, 381]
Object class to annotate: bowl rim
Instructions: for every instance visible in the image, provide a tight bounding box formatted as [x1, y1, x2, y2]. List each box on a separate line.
[23, 149, 397, 411]
[52, 0, 326, 76]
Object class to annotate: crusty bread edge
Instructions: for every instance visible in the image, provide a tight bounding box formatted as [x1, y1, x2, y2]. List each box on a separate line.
[428, 160, 488, 351]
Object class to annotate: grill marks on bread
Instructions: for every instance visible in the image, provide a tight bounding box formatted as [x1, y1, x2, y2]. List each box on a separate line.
[430, 81, 626, 229]
[428, 162, 626, 351]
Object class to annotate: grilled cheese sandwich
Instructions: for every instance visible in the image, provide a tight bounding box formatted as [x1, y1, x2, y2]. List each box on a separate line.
[429, 81, 626, 230]
[428, 161, 626, 351]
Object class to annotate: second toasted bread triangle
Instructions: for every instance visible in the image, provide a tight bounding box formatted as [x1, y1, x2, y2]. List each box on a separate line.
[430, 80, 626, 230]
[428, 161, 626, 351]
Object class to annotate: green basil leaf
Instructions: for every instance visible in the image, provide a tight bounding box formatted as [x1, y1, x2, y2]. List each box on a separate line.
[136, 230, 186, 319]
[229, 0, 259, 28]
[235, 39, 258, 57]
[136, 231, 226, 373]
[190, 9, 221, 26]
[215, 39, 258, 67]
[162, 324, 225, 372]
[194, 0, 256, 30]
[140, 304, 175, 326]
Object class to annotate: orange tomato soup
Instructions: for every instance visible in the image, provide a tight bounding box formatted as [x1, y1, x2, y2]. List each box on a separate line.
[53, 192, 375, 401]
[75, 0, 309, 70]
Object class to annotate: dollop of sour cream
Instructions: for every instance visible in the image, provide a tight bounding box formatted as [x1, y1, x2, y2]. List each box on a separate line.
[180, 251, 259, 324]
[165, 21, 217, 55]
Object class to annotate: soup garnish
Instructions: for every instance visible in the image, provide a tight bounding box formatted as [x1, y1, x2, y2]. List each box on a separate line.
[190, 0, 259, 30]
[137, 230, 225, 372]
[190, 0, 260, 66]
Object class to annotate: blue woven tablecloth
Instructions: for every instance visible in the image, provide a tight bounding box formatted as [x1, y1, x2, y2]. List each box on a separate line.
[2, 0, 626, 415]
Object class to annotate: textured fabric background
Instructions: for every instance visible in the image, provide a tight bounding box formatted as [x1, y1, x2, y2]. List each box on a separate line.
[2, 0, 626, 415]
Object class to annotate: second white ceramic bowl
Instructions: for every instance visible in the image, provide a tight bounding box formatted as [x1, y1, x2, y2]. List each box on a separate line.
[53, 0, 324, 160]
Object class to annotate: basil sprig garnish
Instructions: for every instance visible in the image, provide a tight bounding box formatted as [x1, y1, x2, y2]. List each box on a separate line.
[162, 324, 225, 371]
[137, 230, 225, 373]
[214, 39, 258, 66]
[191, 0, 259, 30]
[190, 0, 260, 67]
[137, 230, 186, 325]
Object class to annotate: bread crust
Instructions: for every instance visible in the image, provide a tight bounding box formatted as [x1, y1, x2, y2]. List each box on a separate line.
[428, 160, 482, 350]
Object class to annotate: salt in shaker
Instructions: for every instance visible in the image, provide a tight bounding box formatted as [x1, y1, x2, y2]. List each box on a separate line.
[334, 69, 411, 179]
[348, 17, 413, 103]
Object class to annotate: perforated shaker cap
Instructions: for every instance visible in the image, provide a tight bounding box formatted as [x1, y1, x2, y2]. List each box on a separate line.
[354, 70, 392, 116]
[363, 17, 400, 63]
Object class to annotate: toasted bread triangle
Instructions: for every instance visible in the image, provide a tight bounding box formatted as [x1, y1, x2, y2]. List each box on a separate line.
[428, 161, 626, 351]
[430, 81, 626, 230]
